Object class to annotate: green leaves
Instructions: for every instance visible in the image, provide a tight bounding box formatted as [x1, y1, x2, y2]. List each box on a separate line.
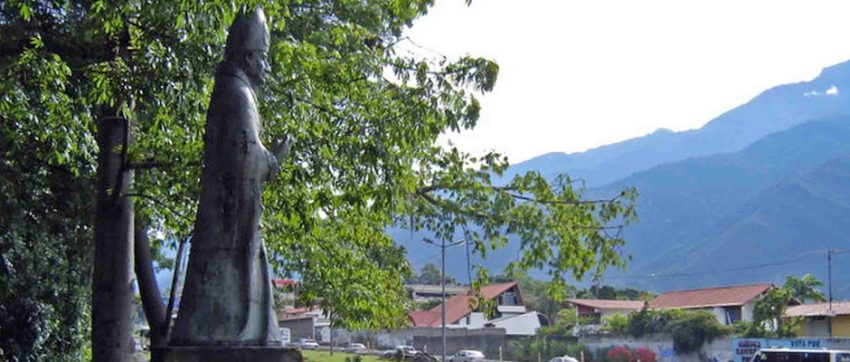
[1, 0, 637, 336]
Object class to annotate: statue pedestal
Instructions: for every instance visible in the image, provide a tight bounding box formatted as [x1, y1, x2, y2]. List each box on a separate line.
[153, 346, 302, 362]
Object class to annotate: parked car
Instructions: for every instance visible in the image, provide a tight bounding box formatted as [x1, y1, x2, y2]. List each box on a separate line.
[344, 343, 367, 353]
[298, 338, 320, 350]
[750, 348, 850, 362]
[548, 356, 579, 362]
[448, 349, 485, 362]
[382, 345, 419, 359]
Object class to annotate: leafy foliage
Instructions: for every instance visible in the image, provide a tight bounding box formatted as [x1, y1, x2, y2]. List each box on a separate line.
[664, 311, 730, 354]
[602, 308, 729, 354]
[601, 314, 629, 335]
[746, 285, 799, 337]
[409, 263, 457, 285]
[1, 0, 637, 356]
[625, 309, 683, 338]
[784, 274, 826, 303]
[575, 285, 654, 301]
[0, 93, 94, 360]
[742, 276, 824, 338]
[603, 346, 657, 362]
[509, 338, 585, 362]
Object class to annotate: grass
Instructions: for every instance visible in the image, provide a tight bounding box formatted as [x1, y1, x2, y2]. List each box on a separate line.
[302, 350, 384, 362]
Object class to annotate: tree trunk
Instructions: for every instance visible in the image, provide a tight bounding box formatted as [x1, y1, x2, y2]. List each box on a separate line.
[134, 221, 167, 348]
[92, 114, 135, 362]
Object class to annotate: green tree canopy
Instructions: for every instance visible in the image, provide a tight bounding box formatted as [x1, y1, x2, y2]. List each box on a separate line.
[1, 0, 636, 359]
[785, 274, 826, 303]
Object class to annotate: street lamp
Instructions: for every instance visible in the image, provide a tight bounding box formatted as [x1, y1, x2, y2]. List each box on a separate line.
[423, 238, 466, 361]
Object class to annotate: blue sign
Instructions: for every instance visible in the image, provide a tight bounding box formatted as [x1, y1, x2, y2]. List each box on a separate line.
[733, 338, 828, 362]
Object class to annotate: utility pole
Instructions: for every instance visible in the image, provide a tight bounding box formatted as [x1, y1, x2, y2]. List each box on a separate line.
[828, 249, 834, 337]
[828, 249, 834, 311]
[423, 238, 466, 362]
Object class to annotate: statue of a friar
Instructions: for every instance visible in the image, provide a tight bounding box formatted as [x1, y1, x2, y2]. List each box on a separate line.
[171, 7, 288, 346]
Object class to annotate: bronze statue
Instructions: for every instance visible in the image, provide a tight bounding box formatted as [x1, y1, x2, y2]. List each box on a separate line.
[170, 7, 288, 346]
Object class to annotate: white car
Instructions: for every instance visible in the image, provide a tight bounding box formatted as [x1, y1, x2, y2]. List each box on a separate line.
[383, 346, 419, 359]
[548, 356, 579, 362]
[299, 338, 320, 349]
[449, 350, 485, 362]
[344, 343, 367, 353]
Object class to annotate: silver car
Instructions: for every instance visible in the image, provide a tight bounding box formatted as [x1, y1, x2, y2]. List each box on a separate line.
[448, 350, 485, 362]
[344, 343, 367, 353]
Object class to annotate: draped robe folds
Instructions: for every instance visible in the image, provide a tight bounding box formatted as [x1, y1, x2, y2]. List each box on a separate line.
[170, 62, 281, 346]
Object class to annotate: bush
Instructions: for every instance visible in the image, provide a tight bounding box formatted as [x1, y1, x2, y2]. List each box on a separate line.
[633, 347, 657, 362]
[626, 309, 683, 338]
[606, 346, 632, 362]
[664, 311, 730, 354]
[603, 346, 656, 362]
[509, 337, 585, 362]
[603, 314, 628, 336]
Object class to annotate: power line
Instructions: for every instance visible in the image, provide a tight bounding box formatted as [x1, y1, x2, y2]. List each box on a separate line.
[608, 249, 849, 280]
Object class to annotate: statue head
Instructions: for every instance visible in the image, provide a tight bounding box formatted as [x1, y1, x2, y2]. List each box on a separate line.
[225, 7, 271, 86]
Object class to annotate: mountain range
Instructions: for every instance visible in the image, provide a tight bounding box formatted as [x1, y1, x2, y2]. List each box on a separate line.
[399, 59, 850, 298]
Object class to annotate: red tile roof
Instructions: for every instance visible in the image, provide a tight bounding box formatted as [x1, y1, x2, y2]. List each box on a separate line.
[409, 281, 519, 327]
[409, 311, 441, 326]
[273, 279, 298, 287]
[567, 298, 646, 311]
[786, 302, 850, 317]
[650, 283, 772, 309]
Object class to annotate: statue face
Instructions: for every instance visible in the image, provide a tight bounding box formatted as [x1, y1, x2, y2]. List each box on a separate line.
[245, 49, 270, 86]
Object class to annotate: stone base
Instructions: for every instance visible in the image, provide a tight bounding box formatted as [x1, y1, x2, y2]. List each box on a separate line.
[153, 346, 303, 362]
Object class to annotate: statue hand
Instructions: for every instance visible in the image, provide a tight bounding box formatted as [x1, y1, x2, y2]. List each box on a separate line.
[272, 136, 292, 163]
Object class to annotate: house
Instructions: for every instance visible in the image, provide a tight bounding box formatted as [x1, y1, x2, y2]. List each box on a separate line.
[786, 301, 850, 337]
[409, 281, 542, 335]
[566, 298, 646, 323]
[278, 306, 328, 342]
[650, 283, 773, 325]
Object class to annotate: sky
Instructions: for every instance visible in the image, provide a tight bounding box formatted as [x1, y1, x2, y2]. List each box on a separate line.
[403, 0, 850, 163]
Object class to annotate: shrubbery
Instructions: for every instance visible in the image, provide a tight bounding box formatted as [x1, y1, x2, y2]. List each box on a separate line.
[509, 338, 586, 362]
[665, 311, 730, 354]
[602, 309, 730, 354]
[593, 346, 657, 362]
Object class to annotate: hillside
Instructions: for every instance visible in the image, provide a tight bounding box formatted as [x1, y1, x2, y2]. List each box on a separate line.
[397, 117, 850, 297]
[627, 156, 850, 296]
[397, 61, 850, 298]
[593, 116, 850, 276]
[503, 60, 850, 187]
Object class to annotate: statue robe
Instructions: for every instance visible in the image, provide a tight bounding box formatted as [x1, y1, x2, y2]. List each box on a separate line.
[170, 62, 280, 346]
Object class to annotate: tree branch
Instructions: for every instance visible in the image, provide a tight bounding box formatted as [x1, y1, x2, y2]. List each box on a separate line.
[127, 159, 200, 170]
[416, 183, 625, 206]
[122, 193, 192, 224]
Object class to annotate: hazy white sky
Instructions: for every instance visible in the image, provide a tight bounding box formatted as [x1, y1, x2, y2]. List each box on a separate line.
[403, 0, 850, 163]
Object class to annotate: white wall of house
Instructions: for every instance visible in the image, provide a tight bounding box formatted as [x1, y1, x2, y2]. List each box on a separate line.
[452, 312, 487, 328]
[497, 305, 527, 316]
[742, 302, 755, 322]
[492, 312, 541, 336]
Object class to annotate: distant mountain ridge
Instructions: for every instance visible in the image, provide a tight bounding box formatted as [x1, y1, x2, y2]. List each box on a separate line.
[593, 117, 850, 295]
[398, 60, 850, 298]
[505, 60, 850, 187]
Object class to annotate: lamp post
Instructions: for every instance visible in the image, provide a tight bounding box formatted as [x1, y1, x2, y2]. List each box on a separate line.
[423, 238, 466, 361]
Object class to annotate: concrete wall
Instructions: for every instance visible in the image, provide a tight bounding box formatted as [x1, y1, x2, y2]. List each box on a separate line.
[413, 327, 507, 358]
[349, 329, 416, 350]
[581, 334, 732, 362]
